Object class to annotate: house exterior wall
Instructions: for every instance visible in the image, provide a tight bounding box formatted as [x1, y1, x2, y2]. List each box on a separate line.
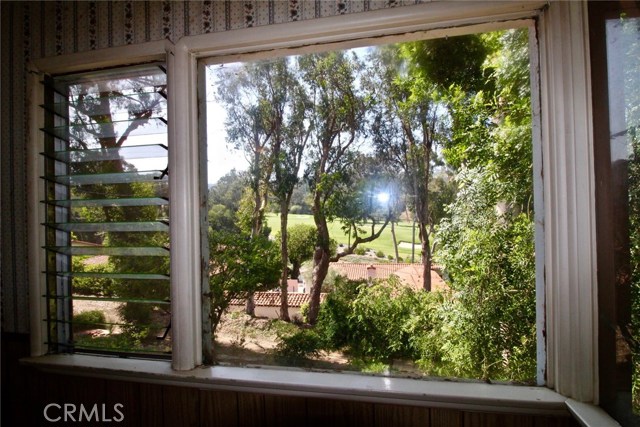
[0, 0, 423, 334]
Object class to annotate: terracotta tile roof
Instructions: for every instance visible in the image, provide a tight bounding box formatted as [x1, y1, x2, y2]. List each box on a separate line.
[329, 262, 448, 292]
[229, 291, 326, 308]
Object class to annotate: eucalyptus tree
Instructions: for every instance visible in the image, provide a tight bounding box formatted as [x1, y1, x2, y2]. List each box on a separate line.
[366, 45, 448, 291]
[299, 51, 392, 325]
[268, 63, 314, 321]
[216, 58, 295, 315]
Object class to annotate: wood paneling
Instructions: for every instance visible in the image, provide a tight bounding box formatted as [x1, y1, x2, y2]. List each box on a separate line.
[463, 411, 534, 427]
[200, 390, 239, 427]
[374, 403, 430, 426]
[106, 380, 141, 427]
[236, 392, 265, 427]
[430, 408, 463, 427]
[163, 385, 200, 427]
[140, 382, 165, 427]
[306, 397, 374, 426]
[264, 394, 307, 427]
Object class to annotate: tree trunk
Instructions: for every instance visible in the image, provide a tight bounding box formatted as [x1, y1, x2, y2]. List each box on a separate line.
[391, 221, 399, 262]
[245, 295, 256, 316]
[308, 246, 330, 325]
[279, 202, 290, 322]
[419, 225, 432, 292]
[291, 261, 301, 280]
[308, 193, 331, 325]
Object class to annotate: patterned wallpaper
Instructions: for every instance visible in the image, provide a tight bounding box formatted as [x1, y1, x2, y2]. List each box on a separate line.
[1, 0, 422, 333]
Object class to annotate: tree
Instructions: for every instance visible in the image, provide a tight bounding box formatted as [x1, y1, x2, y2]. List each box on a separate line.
[207, 170, 247, 234]
[434, 29, 537, 381]
[208, 231, 280, 338]
[299, 51, 391, 324]
[268, 61, 313, 321]
[278, 224, 319, 280]
[367, 45, 448, 290]
[216, 59, 289, 315]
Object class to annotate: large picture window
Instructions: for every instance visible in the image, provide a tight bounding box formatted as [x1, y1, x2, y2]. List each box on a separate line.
[202, 27, 538, 383]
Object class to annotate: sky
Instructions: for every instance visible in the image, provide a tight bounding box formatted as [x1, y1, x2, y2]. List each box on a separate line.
[204, 46, 372, 185]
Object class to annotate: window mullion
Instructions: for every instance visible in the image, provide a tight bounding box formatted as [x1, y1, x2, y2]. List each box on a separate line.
[169, 44, 202, 370]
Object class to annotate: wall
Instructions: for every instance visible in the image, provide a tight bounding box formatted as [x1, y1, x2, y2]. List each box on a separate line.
[0, 0, 423, 334]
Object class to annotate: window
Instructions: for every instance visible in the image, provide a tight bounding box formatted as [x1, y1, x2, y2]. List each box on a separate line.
[592, 2, 640, 423]
[40, 64, 171, 356]
[202, 28, 539, 383]
[28, 2, 607, 415]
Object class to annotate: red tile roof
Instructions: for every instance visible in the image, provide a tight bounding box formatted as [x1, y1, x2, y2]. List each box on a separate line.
[329, 262, 448, 292]
[229, 291, 326, 308]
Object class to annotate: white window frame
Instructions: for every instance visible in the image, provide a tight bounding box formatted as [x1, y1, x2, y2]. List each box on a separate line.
[26, 1, 610, 421]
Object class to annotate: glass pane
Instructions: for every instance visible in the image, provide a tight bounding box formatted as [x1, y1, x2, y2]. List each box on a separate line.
[43, 117, 168, 144]
[43, 90, 167, 120]
[45, 246, 169, 256]
[44, 197, 168, 207]
[45, 221, 169, 232]
[47, 170, 168, 185]
[48, 144, 167, 163]
[204, 29, 536, 382]
[607, 14, 640, 414]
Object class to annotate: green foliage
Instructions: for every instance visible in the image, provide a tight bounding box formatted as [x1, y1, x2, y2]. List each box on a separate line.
[354, 247, 366, 256]
[435, 169, 536, 381]
[71, 257, 115, 297]
[400, 34, 491, 93]
[208, 230, 281, 336]
[73, 310, 107, 332]
[208, 169, 246, 212]
[375, 250, 385, 258]
[277, 224, 317, 278]
[275, 329, 323, 362]
[208, 203, 239, 233]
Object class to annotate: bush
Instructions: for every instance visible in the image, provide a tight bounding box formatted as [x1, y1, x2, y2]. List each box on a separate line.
[275, 329, 323, 362]
[71, 257, 115, 297]
[354, 247, 366, 256]
[73, 310, 107, 332]
[376, 250, 385, 258]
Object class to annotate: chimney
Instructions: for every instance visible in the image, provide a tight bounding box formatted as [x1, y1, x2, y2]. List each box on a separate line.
[367, 264, 376, 282]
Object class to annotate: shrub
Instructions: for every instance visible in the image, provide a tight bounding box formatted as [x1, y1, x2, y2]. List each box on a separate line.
[354, 247, 366, 256]
[275, 329, 323, 362]
[73, 310, 107, 332]
[376, 250, 385, 258]
[71, 257, 116, 297]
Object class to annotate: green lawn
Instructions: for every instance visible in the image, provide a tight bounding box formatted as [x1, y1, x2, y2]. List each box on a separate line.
[265, 213, 422, 260]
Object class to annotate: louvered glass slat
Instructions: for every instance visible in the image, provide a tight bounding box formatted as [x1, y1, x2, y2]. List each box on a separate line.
[44, 246, 169, 256]
[41, 117, 167, 143]
[42, 91, 167, 119]
[45, 221, 169, 232]
[50, 295, 171, 305]
[49, 272, 169, 280]
[45, 170, 167, 185]
[45, 144, 167, 163]
[43, 197, 169, 207]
